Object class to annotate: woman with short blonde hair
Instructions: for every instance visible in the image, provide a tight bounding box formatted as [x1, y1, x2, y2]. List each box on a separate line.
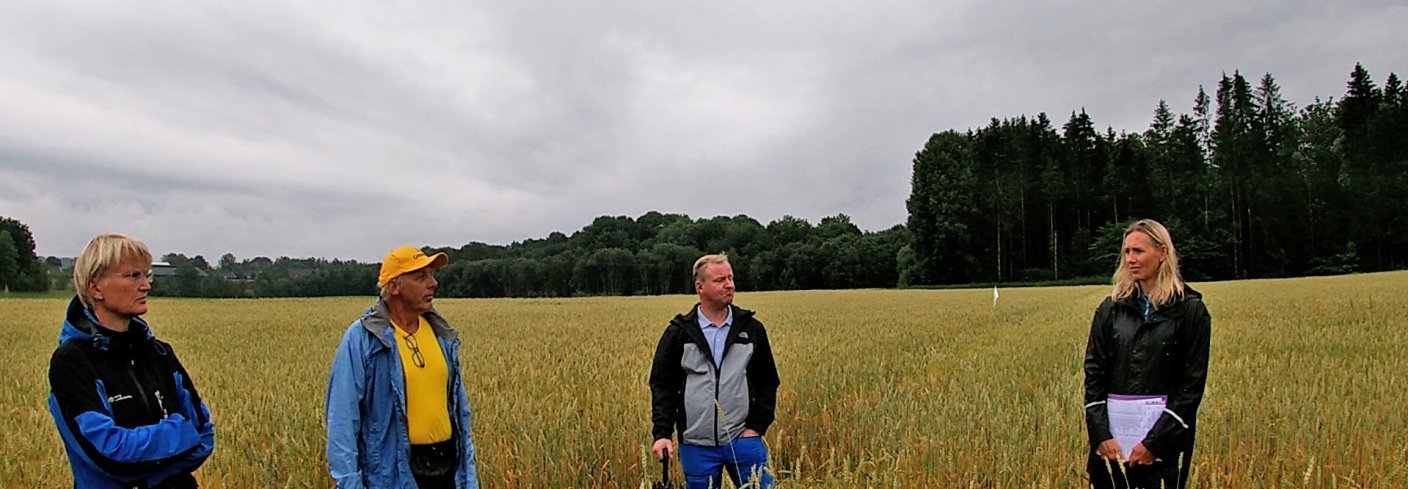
[48, 233, 215, 489]
[1083, 220, 1211, 489]
[70, 234, 153, 309]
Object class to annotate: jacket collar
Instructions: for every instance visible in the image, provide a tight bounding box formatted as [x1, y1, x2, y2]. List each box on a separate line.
[360, 296, 457, 348]
[672, 303, 757, 366]
[59, 296, 154, 350]
[674, 303, 754, 328]
[1113, 285, 1203, 320]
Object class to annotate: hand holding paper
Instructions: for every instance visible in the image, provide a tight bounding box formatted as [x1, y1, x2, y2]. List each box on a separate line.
[1127, 443, 1155, 465]
[1096, 439, 1122, 461]
[1106, 394, 1167, 459]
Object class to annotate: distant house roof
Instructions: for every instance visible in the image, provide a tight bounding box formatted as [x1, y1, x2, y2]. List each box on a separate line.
[152, 262, 177, 277]
[151, 261, 208, 278]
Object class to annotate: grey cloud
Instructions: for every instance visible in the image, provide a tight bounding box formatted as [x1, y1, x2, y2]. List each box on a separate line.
[1, 0, 1403, 260]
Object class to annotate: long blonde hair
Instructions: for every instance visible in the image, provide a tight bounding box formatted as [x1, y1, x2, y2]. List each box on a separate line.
[1111, 219, 1184, 307]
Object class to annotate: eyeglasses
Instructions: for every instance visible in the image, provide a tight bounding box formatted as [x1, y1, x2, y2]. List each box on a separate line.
[110, 270, 154, 282]
[403, 333, 425, 368]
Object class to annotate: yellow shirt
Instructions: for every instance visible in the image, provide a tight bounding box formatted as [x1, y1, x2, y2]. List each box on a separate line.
[393, 316, 453, 444]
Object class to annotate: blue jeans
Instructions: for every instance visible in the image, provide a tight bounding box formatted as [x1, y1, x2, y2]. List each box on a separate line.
[678, 436, 774, 489]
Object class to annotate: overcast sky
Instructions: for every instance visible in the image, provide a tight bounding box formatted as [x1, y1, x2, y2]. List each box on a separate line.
[2, 1, 1404, 262]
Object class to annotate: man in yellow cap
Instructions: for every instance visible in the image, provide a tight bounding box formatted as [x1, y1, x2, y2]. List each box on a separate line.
[325, 246, 480, 488]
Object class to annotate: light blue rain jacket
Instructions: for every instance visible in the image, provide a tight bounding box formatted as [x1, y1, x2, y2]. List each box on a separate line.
[325, 298, 479, 488]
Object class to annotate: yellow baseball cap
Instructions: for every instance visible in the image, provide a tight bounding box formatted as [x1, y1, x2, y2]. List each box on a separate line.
[377, 246, 449, 287]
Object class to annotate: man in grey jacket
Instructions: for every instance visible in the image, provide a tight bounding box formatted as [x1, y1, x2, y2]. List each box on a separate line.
[649, 253, 780, 489]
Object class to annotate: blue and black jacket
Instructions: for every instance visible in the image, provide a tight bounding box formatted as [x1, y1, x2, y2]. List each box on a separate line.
[48, 297, 215, 489]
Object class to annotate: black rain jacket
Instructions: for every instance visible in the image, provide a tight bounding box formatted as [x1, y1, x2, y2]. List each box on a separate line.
[1083, 286, 1211, 459]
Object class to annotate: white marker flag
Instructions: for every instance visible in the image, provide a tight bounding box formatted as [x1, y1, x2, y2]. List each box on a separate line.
[993, 286, 999, 307]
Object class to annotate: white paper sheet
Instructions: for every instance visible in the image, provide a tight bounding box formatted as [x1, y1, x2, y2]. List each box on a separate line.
[1106, 394, 1167, 459]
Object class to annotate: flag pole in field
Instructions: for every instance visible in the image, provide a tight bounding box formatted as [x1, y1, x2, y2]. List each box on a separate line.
[991, 285, 999, 324]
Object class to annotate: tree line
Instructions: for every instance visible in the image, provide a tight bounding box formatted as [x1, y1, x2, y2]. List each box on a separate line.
[905, 63, 1407, 285]
[5, 212, 906, 298]
[144, 212, 907, 298]
[148, 254, 379, 298]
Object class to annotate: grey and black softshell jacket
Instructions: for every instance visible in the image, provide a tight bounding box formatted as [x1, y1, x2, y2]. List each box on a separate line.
[649, 304, 780, 447]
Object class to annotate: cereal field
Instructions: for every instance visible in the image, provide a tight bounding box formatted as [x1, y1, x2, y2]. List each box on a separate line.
[2, 272, 1405, 487]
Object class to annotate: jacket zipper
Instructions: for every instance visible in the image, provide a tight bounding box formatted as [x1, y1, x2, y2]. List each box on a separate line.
[123, 345, 154, 416]
[446, 338, 462, 466]
[686, 309, 746, 447]
[714, 314, 741, 446]
[687, 319, 725, 446]
[713, 363, 721, 446]
[712, 320, 737, 446]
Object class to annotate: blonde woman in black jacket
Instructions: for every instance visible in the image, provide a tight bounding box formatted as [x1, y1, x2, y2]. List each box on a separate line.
[1083, 220, 1211, 489]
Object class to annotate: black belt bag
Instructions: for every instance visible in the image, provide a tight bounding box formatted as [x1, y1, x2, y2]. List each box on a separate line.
[410, 436, 459, 477]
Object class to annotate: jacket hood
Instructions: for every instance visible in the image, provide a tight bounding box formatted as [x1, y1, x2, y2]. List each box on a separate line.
[359, 296, 457, 348]
[59, 296, 154, 350]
